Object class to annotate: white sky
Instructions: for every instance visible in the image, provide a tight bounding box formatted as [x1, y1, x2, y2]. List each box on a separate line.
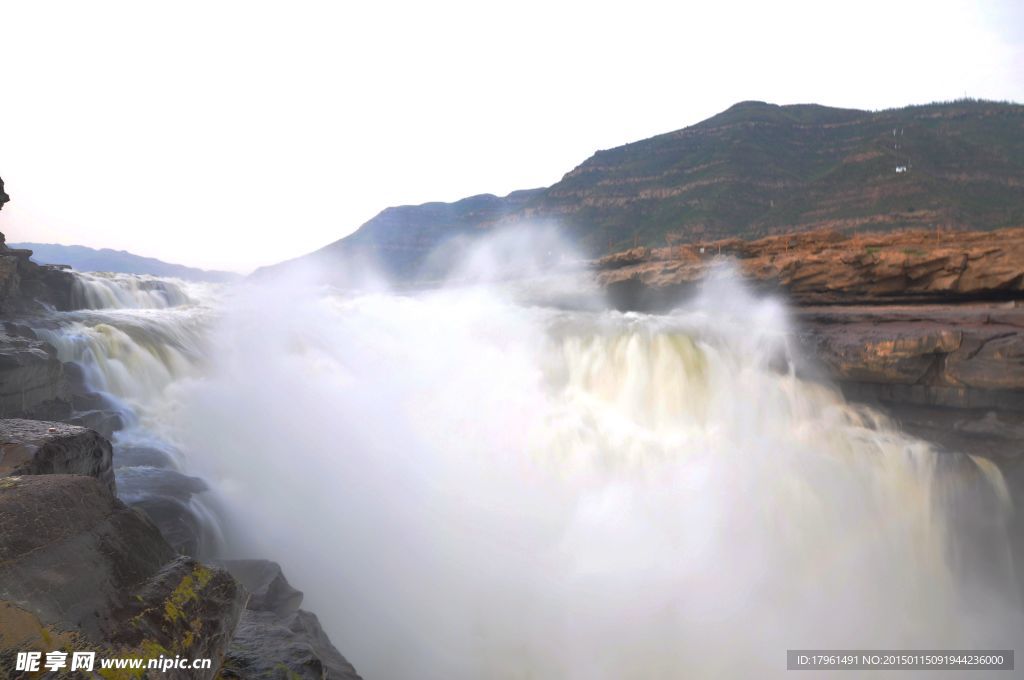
[1, 0, 1022, 273]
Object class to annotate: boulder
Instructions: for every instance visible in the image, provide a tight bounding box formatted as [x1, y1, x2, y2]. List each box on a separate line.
[109, 556, 244, 677]
[220, 559, 303, 618]
[0, 474, 244, 679]
[0, 475, 175, 635]
[0, 419, 115, 495]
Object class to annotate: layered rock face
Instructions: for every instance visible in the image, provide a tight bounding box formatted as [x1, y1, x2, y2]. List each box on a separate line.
[597, 227, 1024, 308]
[798, 304, 1024, 412]
[0, 233, 74, 314]
[0, 323, 70, 420]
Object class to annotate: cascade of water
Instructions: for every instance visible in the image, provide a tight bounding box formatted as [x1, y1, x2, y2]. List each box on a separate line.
[70, 271, 195, 309]
[35, 273, 226, 555]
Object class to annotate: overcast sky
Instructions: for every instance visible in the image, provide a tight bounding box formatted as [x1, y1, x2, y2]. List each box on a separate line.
[1, 0, 1021, 272]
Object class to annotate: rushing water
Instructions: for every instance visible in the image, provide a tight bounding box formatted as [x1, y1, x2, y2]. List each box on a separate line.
[32, 266, 1022, 679]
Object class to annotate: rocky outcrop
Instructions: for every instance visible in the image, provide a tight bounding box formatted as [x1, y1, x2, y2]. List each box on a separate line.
[0, 233, 74, 314]
[219, 560, 362, 680]
[0, 419, 115, 494]
[598, 227, 1024, 309]
[0, 178, 74, 313]
[0, 474, 244, 678]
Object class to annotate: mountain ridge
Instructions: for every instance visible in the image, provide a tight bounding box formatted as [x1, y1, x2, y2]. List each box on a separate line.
[257, 98, 1024, 281]
[12, 242, 240, 282]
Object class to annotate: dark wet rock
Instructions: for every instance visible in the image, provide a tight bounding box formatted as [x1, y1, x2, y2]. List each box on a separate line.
[117, 466, 208, 502]
[222, 609, 362, 680]
[61, 359, 87, 390]
[71, 388, 115, 412]
[220, 559, 303, 618]
[0, 324, 71, 420]
[117, 466, 209, 556]
[61, 359, 118, 410]
[69, 408, 125, 439]
[0, 418, 115, 494]
[219, 559, 362, 680]
[116, 444, 179, 469]
[131, 497, 206, 557]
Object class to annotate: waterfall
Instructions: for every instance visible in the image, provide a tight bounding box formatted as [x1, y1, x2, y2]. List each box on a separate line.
[35, 269, 1021, 679]
[70, 271, 195, 309]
